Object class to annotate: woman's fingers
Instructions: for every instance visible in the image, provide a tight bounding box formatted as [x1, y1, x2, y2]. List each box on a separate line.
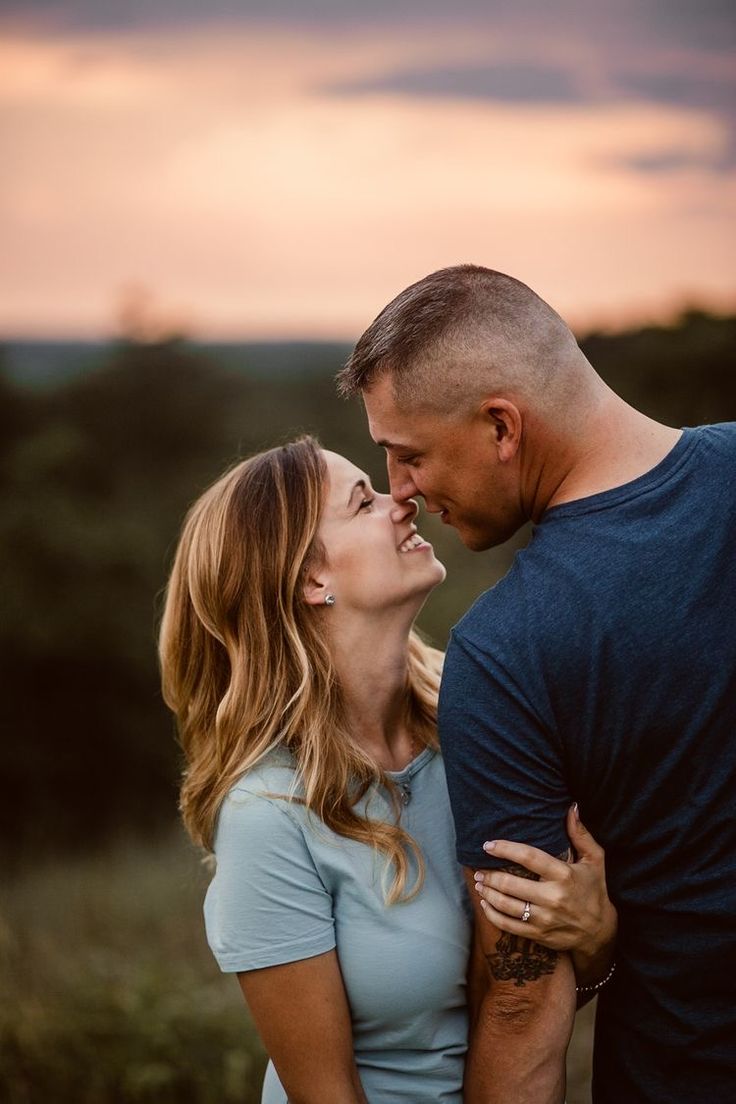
[475, 880, 547, 924]
[476, 896, 558, 943]
[483, 838, 569, 880]
[478, 896, 529, 937]
[474, 879, 572, 949]
[475, 867, 547, 906]
[566, 803, 605, 862]
[475, 811, 614, 958]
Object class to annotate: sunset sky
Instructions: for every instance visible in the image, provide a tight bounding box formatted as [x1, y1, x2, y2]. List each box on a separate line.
[1, 1, 734, 338]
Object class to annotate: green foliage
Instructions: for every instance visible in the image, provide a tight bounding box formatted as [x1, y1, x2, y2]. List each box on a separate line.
[0, 836, 267, 1103]
[0, 314, 734, 858]
[580, 309, 736, 426]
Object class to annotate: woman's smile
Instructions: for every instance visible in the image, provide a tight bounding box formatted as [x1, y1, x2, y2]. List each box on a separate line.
[397, 532, 432, 553]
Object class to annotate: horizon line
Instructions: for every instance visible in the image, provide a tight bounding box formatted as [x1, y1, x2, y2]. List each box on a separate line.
[3, 300, 735, 348]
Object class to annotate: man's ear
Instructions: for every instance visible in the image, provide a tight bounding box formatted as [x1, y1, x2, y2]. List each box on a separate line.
[303, 570, 332, 607]
[480, 398, 522, 462]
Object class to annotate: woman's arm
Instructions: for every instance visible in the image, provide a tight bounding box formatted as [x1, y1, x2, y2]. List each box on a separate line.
[472, 804, 618, 1002]
[206, 789, 365, 1101]
[239, 949, 367, 1104]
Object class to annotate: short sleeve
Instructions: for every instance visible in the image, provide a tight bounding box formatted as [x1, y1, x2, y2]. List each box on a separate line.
[204, 788, 336, 972]
[438, 628, 571, 870]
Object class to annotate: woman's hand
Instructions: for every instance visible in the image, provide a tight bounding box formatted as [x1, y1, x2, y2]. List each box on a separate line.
[473, 804, 617, 987]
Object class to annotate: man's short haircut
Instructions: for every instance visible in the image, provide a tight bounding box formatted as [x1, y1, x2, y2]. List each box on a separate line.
[336, 264, 580, 413]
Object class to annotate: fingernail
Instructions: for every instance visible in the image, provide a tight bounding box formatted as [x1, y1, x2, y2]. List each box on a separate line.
[474, 881, 482, 893]
[473, 871, 484, 883]
[483, 841, 496, 852]
[479, 898, 488, 910]
[572, 802, 580, 823]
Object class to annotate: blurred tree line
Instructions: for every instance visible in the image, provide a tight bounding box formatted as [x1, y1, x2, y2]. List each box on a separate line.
[1, 310, 734, 861]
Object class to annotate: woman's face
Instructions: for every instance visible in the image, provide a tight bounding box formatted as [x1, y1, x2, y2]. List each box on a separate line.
[311, 450, 446, 615]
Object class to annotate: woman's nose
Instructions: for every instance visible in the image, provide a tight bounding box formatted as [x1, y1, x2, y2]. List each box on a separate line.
[389, 496, 418, 525]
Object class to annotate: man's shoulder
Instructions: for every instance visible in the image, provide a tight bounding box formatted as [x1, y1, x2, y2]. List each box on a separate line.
[452, 549, 559, 655]
[692, 421, 736, 460]
[453, 580, 509, 644]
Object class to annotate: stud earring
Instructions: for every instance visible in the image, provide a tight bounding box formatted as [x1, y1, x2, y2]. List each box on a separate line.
[324, 594, 336, 606]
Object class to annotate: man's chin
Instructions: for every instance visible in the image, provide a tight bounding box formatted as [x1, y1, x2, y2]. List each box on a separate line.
[452, 519, 510, 552]
[452, 524, 497, 553]
[463, 535, 498, 552]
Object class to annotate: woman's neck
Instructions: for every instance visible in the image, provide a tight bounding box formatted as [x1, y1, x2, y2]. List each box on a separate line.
[328, 612, 416, 772]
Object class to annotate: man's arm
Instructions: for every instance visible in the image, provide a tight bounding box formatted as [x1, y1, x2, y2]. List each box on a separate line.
[472, 813, 618, 1006]
[438, 629, 578, 1099]
[463, 859, 577, 1104]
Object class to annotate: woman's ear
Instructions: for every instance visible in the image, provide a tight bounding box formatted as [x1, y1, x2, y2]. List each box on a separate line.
[303, 571, 333, 607]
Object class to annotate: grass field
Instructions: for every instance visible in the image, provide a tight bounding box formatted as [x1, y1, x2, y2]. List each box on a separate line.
[1, 834, 594, 1102]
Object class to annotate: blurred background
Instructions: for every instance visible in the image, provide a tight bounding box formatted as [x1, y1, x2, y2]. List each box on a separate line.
[1, 2, 734, 1101]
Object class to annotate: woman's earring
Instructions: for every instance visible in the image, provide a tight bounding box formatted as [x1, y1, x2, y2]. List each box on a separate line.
[324, 594, 336, 606]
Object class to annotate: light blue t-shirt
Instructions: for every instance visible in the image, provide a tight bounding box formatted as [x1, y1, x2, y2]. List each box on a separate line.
[204, 745, 471, 1103]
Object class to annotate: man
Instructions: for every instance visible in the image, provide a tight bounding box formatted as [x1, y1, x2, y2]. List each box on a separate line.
[336, 265, 736, 1104]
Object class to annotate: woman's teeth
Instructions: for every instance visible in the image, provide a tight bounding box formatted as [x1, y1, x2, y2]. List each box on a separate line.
[398, 533, 426, 553]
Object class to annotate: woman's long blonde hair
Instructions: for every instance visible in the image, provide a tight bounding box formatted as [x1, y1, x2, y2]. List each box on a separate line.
[159, 436, 443, 903]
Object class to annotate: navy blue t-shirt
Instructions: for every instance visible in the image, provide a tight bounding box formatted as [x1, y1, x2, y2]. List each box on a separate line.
[439, 424, 736, 1103]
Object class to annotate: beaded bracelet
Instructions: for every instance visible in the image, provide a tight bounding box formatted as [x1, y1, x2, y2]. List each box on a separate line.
[576, 960, 616, 995]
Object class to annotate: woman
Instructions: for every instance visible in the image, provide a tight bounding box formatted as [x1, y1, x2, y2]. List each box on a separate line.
[159, 437, 616, 1103]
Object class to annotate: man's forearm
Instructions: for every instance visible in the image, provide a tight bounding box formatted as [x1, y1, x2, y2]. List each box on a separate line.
[464, 954, 576, 1104]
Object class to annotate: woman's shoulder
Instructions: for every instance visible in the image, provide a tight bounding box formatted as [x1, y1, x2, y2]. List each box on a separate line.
[216, 747, 306, 839]
[205, 747, 336, 974]
[229, 744, 301, 796]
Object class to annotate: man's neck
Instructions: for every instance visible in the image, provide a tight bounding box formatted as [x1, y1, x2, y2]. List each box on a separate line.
[529, 392, 682, 517]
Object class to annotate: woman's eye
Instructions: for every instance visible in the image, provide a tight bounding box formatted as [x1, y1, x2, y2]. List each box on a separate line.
[359, 498, 374, 511]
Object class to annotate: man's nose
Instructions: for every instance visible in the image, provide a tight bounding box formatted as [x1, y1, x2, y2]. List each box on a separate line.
[387, 457, 418, 505]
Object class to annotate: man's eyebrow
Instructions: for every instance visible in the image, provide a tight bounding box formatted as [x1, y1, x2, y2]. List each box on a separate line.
[375, 438, 409, 451]
[347, 479, 367, 507]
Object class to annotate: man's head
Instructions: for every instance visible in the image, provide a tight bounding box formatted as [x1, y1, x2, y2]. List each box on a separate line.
[337, 264, 600, 550]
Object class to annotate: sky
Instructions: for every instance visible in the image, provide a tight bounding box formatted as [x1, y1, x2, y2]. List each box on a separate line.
[1, 0, 734, 339]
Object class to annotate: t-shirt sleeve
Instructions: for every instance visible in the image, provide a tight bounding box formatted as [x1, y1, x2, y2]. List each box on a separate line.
[204, 788, 336, 973]
[438, 627, 571, 870]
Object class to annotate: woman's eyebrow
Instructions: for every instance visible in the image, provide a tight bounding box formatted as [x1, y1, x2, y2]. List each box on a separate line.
[346, 479, 367, 507]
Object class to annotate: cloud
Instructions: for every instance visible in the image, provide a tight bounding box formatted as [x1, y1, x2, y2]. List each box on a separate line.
[614, 69, 736, 119]
[647, 0, 736, 52]
[325, 62, 585, 105]
[321, 47, 736, 175]
[618, 150, 734, 174]
[0, 0, 508, 33]
[1, 0, 734, 55]
[612, 68, 736, 170]
[0, 13, 733, 337]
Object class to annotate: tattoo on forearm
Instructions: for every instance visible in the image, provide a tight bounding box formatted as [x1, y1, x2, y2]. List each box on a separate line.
[486, 933, 558, 986]
[482, 853, 569, 987]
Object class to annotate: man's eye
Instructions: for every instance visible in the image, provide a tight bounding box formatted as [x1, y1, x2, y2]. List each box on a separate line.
[399, 455, 419, 467]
